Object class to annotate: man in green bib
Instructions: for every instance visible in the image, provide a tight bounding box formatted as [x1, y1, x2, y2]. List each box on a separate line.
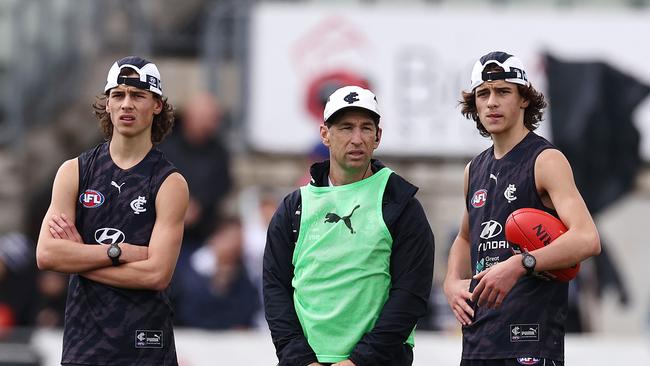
[264, 85, 435, 366]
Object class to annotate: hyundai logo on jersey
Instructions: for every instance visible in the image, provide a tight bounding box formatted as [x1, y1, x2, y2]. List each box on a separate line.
[479, 220, 503, 239]
[79, 190, 105, 208]
[94, 228, 125, 245]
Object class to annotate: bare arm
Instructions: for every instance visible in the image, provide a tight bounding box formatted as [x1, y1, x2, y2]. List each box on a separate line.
[80, 172, 189, 291]
[443, 163, 475, 325]
[530, 149, 601, 270]
[471, 149, 601, 309]
[36, 159, 145, 273]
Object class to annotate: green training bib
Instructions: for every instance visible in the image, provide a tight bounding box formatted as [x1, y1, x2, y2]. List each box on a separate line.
[293, 167, 414, 363]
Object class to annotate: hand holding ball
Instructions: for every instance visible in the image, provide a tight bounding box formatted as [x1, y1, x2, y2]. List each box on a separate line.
[505, 208, 579, 282]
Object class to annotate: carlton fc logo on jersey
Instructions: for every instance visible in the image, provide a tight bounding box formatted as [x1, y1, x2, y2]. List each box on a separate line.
[471, 189, 488, 208]
[79, 189, 105, 208]
[504, 183, 517, 203]
[130, 196, 147, 215]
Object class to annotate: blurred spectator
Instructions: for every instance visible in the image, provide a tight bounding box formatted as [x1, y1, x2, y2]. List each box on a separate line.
[24, 173, 69, 330]
[296, 143, 329, 187]
[173, 217, 259, 329]
[0, 232, 37, 336]
[159, 91, 232, 254]
[239, 186, 281, 326]
[34, 272, 67, 328]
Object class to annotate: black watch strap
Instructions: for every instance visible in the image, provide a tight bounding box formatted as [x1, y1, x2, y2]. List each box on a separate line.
[110, 254, 120, 266]
[108, 244, 121, 266]
[521, 252, 536, 275]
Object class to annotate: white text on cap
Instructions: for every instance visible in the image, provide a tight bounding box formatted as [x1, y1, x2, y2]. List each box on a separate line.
[469, 51, 529, 91]
[104, 56, 163, 96]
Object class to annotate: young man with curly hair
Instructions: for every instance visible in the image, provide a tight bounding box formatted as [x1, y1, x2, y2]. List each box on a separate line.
[444, 51, 600, 366]
[37, 56, 188, 365]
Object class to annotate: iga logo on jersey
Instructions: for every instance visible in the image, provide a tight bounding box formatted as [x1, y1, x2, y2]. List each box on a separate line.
[79, 190, 105, 208]
[471, 189, 488, 208]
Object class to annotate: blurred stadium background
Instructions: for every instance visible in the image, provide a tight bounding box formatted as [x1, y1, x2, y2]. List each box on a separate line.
[1, 0, 649, 364]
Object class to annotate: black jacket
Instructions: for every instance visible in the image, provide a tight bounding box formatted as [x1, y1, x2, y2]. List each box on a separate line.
[263, 160, 435, 366]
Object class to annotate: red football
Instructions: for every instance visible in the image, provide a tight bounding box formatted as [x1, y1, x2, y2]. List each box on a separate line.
[505, 208, 579, 282]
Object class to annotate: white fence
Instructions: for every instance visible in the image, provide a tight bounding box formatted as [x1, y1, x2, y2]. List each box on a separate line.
[30, 329, 650, 365]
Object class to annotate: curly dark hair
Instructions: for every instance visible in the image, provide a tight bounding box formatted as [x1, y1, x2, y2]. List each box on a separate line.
[92, 94, 174, 144]
[460, 64, 547, 138]
[92, 67, 174, 145]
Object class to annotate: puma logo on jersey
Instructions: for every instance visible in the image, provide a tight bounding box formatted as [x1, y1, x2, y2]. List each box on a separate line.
[135, 330, 163, 348]
[111, 180, 125, 194]
[324, 205, 361, 234]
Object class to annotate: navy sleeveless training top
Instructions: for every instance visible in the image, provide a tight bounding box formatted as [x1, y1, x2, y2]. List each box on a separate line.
[463, 132, 567, 361]
[62, 142, 178, 365]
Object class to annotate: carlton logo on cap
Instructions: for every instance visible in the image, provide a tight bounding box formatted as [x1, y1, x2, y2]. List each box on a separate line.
[323, 85, 381, 123]
[469, 51, 529, 91]
[104, 56, 163, 96]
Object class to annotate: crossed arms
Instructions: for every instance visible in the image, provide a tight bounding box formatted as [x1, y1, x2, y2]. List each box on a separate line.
[36, 158, 189, 291]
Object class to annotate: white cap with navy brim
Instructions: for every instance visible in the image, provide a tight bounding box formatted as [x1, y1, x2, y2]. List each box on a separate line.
[323, 85, 380, 123]
[469, 51, 529, 91]
[104, 56, 163, 96]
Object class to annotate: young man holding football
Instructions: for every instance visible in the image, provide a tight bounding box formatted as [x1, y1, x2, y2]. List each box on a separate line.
[443, 51, 600, 366]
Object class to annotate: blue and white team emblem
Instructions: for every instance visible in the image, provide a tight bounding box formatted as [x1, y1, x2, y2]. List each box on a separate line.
[130, 196, 147, 214]
[504, 184, 517, 203]
[135, 330, 163, 349]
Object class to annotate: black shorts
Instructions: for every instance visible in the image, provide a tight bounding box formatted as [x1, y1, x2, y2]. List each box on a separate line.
[461, 359, 564, 366]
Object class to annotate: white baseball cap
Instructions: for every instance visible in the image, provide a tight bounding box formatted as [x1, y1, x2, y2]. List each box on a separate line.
[104, 56, 163, 96]
[469, 51, 529, 91]
[323, 85, 380, 123]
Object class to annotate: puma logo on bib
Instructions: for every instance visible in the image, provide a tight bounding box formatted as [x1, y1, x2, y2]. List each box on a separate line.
[324, 205, 361, 234]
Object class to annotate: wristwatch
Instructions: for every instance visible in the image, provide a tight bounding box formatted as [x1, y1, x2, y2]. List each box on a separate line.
[107, 243, 122, 266]
[521, 252, 536, 275]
